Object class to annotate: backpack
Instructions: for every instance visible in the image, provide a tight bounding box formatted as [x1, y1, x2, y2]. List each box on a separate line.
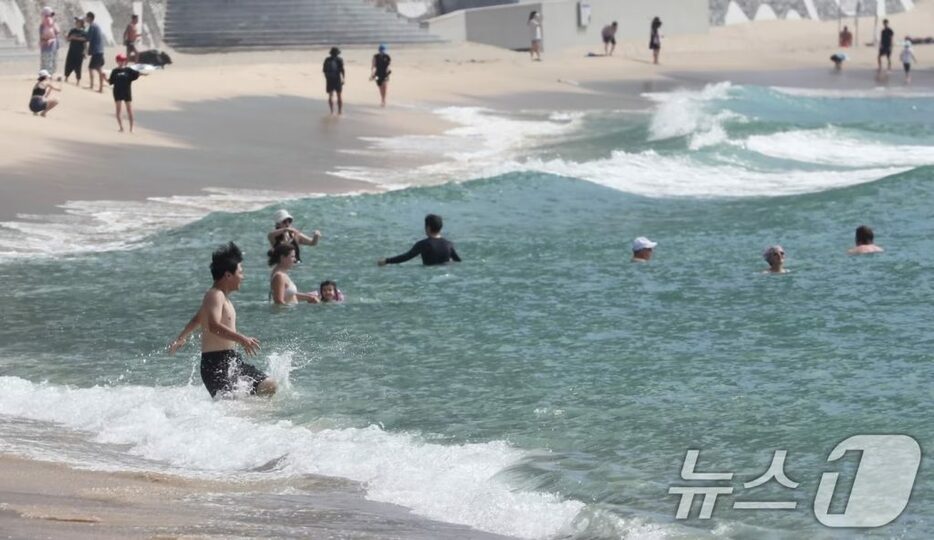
[324, 57, 341, 78]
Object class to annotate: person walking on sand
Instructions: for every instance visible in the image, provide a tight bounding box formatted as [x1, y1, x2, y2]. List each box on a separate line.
[370, 44, 391, 107]
[168, 242, 277, 398]
[323, 47, 345, 115]
[64, 17, 87, 85]
[528, 11, 543, 61]
[28, 70, 60, 117]
[900, 40, 918, 84]
[602, 21, 618, 56]
[878, 19, 894, 71]
[848, 225, 884, 254]
[378, 214, 461, 266]
[85, 12, 106, 92]
[123, 14, 141, 62]
[109, 53, 147, 132]
[38, 7, 60, 76]
[650, 17, 662, 64]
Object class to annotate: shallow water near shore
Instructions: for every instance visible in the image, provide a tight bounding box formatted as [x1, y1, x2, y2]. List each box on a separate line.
[1, 83, 933, 538]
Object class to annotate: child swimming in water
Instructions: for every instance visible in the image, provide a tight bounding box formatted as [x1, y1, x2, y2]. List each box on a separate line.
[309, 280, 344, 303]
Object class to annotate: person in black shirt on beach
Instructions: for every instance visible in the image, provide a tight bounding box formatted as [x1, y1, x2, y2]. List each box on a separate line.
[370, 43, 391, 107]
[64, 17, 87, 85]
[109, 52, 146, 132]
[323, 47, 345, 115]
[878, 19, 894, 71]
[378, 214, 461, 266]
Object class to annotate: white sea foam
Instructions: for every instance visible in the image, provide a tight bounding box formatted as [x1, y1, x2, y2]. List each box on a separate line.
[771, 86, 934, 99]
[0, 375, 583, 539]
[643, 82, 744, 150]
[743, 128, 934, 168]
[0, 188, 343, 260]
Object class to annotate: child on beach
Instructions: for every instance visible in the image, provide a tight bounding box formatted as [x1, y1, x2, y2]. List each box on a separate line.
[28, 69, 60, 117]
[108, 53, 146, 132]
[900, 40, 918, 84]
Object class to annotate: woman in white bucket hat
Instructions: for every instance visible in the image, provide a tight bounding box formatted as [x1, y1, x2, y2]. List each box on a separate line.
[266, 209, 321, 263]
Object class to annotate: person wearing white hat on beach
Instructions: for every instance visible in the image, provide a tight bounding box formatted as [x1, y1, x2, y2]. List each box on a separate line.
[901, 40, 918, 84]
[29, 69, 60, 117]
[267, 209, 321, 263]
[631, 237, 657, 262]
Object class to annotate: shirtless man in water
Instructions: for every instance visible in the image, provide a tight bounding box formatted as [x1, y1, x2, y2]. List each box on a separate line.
[168, 242, 277, 398]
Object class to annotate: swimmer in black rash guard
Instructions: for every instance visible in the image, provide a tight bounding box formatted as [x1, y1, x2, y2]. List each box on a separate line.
[378, 214, 461, 266]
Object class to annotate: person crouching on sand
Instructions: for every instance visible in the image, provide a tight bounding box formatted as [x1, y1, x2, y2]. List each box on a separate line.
[763, 245, 787, 273]
[109, 53, 146, 132]
[168, 242, 276, 398]
[29, 69, 60, 117]
[268, 244, 319, 305]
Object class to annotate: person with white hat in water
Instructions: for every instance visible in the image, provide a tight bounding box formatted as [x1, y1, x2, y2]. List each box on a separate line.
[631, 236, 657, 262]
[900, 40, 918, 84]
[29, 69, 60, 117]
[267, 209, 321, 263]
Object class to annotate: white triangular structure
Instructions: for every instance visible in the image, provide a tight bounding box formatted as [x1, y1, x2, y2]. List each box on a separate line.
[785, 9, 802, 20]
[802, 0, 819, 19]
[900, 0, 914, 9]
[724, 1, 750, 25]
[754, 4, 778, 21]
[0, 0, 26, 45]
[80, 0, 116, 45]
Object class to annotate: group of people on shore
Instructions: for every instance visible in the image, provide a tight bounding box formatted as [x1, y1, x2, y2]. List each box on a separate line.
[321, 44, 393, 115]
[168, 211, 461, 398]
[529, 12, 663, 63]
[831, 20, 920, 83]
[30, 10, 147, 132]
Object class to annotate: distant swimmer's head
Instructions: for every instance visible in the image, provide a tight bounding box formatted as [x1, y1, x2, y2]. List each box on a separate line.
[424, 214, 443, 235]
[763, 245, 785, 272]
[319, 280, 340, 302]
[37, 69, 50, 81]
[273, 209, 294, 227]
[855, 225, 875, 246]
[211, 242, 245, 289]
[330, 47, 341, 57]
[378, 43, 387, 52]
[631, 236, 657, 261]
[268, 243, 296, 268]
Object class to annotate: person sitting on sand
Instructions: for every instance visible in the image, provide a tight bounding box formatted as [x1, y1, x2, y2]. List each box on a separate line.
[168, 242, 277, 398]
[763, 245, 787, 273]
[631, 236, 658, 262]
[267, 209, 321, 263]
[29, 69, 60, 117]
[602, 21, 618, 56]
[309, 280, 344, 303]
[378, 214, 461, 266]
[830, 52, 847, 71]
[848, 225, 884, 254]
[268, 244, 319, 305]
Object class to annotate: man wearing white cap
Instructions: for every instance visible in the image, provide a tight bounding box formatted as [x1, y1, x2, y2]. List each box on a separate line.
[632, 236, 657, 262]
[267, 209, 321, 263]
[38, 7, 60, 75]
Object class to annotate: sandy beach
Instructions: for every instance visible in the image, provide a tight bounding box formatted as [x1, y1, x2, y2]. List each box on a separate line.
[0, 1, 932, 537]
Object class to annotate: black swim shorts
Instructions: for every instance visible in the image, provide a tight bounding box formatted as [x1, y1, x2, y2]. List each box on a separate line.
[29, 97, 46, 113]
[375, 75, 389, 86]
[879, 46, 892, 57]
[89, 53, 105, 69]
[603, 36, 616, 45]
[326, 77, 343, 94]
[200, 349, 267, 397]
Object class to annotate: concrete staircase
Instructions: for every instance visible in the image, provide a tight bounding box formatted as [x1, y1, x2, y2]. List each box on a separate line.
[163, 0, 443, 52]
[0, 36, 31, 62]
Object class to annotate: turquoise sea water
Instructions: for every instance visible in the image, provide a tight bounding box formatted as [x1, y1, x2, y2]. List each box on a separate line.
[0, 84, 932, 538]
